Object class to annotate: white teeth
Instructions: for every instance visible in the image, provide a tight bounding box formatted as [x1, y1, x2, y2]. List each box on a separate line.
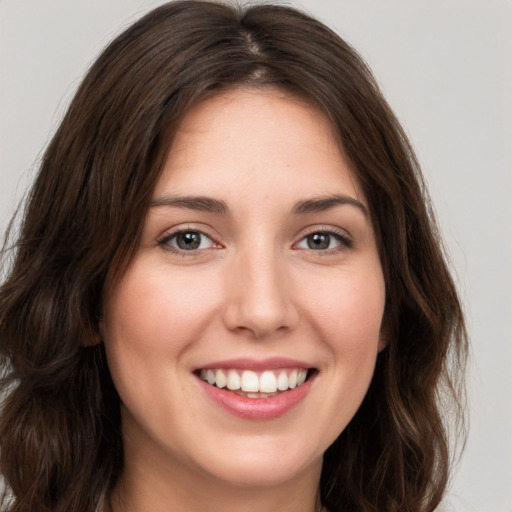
[226, 369, 241, 390]
[276, 370, 289, 391]
[240, 370, 259, 392]
[199, 367, 310, 393]
[206, 369, 216, 385]
[259, 371, 277, 393]
[215, 369, 227, 389]
[288, 369, 298, 389]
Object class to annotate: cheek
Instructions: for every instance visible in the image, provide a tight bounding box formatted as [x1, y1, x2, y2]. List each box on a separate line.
[304, 264, 385, 406]
[102, 260, 218, 357]
[100, 260, 221, 428]
[307, 267, 385, 349]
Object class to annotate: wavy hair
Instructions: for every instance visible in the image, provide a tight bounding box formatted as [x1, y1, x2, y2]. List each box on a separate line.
[0, 2, 467, 511]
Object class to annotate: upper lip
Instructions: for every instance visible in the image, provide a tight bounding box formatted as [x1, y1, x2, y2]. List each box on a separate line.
[194, 357, 315, 372]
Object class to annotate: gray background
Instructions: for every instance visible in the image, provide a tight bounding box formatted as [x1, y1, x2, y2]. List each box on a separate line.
[1, 1, 511, 510]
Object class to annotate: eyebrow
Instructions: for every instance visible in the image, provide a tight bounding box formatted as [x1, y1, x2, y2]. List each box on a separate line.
[150, 194, 229, 215]
[292, 194, 368, 218]
[150, 193, 367, 218]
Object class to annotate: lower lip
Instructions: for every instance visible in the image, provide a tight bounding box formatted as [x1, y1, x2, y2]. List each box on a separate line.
[197, 376, 314, 420]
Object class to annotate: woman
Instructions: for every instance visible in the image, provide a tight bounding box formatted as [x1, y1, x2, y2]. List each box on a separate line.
[0, 1, 467, 511]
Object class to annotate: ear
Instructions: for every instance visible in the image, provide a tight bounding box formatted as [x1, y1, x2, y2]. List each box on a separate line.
[377, 334, 388, 353]
[96, 317, 106, 345]
[83, 328, 102, 347]
[377, 321, 390, 353]
[82, 317, 104, 347]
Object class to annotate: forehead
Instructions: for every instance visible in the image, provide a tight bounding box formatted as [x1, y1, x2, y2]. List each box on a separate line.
[154, 87, 365, 208]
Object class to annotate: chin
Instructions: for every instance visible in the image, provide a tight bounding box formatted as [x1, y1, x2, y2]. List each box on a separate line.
[187, 433, 325, 488]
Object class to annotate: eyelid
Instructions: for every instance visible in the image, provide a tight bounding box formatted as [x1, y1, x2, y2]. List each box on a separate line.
[157, 225, 223, 255]
[155, 224, 353, 256]
[293, 226, 353, 251]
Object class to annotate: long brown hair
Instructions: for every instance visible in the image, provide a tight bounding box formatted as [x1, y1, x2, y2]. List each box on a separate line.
[0, 2, 467, 511]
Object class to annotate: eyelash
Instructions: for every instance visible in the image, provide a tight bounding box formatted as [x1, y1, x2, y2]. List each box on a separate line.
[157, 227, 353, 256]
[295, 227, 353, 253]
[157, 228, 218, 257]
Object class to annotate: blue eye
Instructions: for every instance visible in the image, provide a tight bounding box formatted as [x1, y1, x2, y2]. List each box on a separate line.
[296, 231, 351, 251]
[160, 230, 214, 251]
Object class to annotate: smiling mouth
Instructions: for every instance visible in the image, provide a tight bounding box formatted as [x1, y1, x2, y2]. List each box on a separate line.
[197, 368, 314, 398]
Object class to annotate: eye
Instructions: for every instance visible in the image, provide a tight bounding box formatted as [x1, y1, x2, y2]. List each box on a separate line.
[159, 230, 215, 252]
[295, 231, 351, 251]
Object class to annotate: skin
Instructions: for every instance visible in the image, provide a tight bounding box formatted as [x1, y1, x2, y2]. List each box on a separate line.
[101, 88, 386, 512]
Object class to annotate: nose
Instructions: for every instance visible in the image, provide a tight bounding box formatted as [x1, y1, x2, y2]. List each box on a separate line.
[222, 246, 298, 339]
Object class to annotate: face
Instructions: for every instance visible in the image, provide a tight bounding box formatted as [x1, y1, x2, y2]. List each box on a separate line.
[101, 88, 386, 490]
